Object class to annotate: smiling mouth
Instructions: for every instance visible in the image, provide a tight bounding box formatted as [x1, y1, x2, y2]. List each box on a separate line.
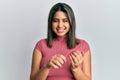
[57, 28, 65, 33]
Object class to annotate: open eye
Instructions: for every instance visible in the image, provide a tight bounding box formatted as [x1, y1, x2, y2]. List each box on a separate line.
[52, 18, 59, 22]
[63, 18, 69, 23]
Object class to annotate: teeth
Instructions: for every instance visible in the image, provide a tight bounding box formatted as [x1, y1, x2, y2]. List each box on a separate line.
[57, 29, 65, 33]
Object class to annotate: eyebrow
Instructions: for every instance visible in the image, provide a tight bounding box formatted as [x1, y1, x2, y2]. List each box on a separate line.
[52, 18, 68, 20]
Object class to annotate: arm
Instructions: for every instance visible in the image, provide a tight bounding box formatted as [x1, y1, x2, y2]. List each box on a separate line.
[30, 49, 50, 80]
[30, 49, 66, 80]
[70, 50, 91, 80]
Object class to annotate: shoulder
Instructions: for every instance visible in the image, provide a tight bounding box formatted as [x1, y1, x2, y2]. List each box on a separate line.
[77, 38, 89, 45]
[77, 38, 90, 53]
[37, 38, 47, 44]
[35, 38, 47, 50]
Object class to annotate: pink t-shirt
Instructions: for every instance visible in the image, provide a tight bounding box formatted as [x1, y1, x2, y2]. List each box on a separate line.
[35, 37, 90, 80]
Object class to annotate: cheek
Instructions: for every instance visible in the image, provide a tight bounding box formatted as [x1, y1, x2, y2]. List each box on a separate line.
[66, 24, 70, 30]
[52, 23, 57, 28]
[52, 24, 57, 32]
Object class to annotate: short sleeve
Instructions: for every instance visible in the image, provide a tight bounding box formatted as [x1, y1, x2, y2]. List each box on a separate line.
[34, 40, 42, 52]
[83, 40, 90, 53]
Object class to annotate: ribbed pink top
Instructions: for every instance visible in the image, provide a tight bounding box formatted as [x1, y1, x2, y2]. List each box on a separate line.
[35, 37, 90, 80]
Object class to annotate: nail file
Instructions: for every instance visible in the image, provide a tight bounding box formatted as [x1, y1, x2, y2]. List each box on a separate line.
[65, 46, 80, 58]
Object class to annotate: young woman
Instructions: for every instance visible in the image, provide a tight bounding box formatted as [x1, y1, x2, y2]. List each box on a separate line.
[30, 3, 91, 80]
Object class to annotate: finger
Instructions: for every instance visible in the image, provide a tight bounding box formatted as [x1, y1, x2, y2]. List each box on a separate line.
[70, 56, 74, 64]
[51, 56, 63, 68]
[70, 55, 79, 68]
[75, 51, 84, 63]
[57, 54, 66, 62]
[49, 54, 66, 68]
[70, 53, 79, 64]
[50, 62, 59, 68]
[47, 59, 59, 69]
[76, 50, 84, 56]
[72, 51, 81, 63]
[54, 60, 62, 68]
[75, 51, 84, 59]
[49, 56, 62, 68]
[55, 56, 64, 64]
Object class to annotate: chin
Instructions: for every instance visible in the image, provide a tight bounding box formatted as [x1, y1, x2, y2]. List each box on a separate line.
[56, 34, 66, 37]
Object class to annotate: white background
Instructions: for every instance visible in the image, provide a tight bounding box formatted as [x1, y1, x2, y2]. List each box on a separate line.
[0, 0, 120, 80]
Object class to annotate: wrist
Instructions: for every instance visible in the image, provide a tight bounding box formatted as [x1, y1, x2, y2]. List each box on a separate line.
[44, 63, 51, 69]
[71, 67, 80, 72]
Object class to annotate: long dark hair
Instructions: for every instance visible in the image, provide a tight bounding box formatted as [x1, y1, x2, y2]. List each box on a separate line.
[47, 3, 79, 49]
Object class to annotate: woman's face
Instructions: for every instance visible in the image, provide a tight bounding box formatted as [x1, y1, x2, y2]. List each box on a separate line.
[52, 11, 70, 37]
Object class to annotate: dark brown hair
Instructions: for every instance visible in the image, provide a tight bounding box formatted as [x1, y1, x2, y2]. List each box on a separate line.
[47, 3, 79, 49]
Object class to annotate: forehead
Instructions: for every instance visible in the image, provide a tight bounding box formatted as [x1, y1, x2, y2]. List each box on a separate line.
[53, 11, 68, 19]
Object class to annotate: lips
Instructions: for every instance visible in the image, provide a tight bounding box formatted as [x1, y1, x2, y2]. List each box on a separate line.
[57, 28, 65, 33]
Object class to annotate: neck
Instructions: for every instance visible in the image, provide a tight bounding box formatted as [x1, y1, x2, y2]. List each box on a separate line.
[56, 36, 67, 41]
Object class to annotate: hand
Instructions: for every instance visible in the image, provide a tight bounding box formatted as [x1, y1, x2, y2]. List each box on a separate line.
[46, 54, 66, 69]
[70, 51, 84, 70]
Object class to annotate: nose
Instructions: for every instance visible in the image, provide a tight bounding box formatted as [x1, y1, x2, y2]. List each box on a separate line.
[58, 21, 63, 28]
